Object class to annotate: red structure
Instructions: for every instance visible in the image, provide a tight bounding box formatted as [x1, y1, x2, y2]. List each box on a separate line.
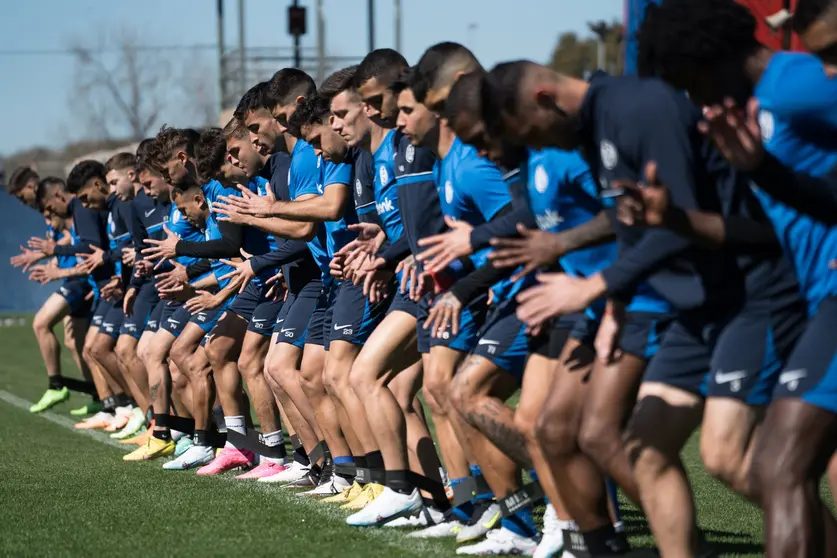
[624, 0, 806, 75]
[735, 0, 805, 51]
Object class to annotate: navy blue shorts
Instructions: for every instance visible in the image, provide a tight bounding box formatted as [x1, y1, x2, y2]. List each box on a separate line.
[248, 299, 284, 337]
[101, 303, 126, 339]
[388, 289, 418, 318]
[158, 301, 186, 336]
[57, 279, 92, 319]
[327, 281, 390, 350]
[619, 311, 673, 360]
[472, 299, 529, 380]
[162, 299, 233, 337]
[417, 294, 489, 354]
[120, 284, 160, 338]
[91, 297, 116, 329]
[528, 313, 583, 358]
[570, 314, 601, 346]
[773, 296, 837, 414]
[227, 282, 269, 323]
[643, 293, 806, 403]
[304, 286, 333, 348]
[274, 280, 324, 348]
[145, 300, 166, 333]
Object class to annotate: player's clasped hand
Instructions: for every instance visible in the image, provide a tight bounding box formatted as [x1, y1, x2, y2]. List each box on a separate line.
[611, 161, 672, 227]
[216, 185, 274, 219]
[424, 291, 463, 338]
[218, 249, 256, 294]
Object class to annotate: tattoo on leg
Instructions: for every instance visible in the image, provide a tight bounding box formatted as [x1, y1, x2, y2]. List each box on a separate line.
[149, 382, 160, 403]
[464, 398, 533, 469]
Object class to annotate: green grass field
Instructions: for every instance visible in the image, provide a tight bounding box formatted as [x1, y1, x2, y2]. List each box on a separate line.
[0, 316, 820, 557]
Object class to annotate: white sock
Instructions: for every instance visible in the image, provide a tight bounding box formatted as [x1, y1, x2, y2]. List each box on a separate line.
[224, 415, 246, 448]
[557, 519, 578, 532]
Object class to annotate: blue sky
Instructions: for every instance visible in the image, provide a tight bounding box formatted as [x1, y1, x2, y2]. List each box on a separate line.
[0, 0, 622, 155]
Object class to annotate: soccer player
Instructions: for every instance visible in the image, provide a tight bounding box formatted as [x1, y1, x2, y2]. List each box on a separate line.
[104, 152, 159, 438]
[5, 166, 40, 208]
[633, 1, 837, 555]
[14, 177, 98, 414]
[62, 159, 140, 432]
[481, 60, 806, 557]
[221, 76, 333, 487]
[131, 128, 210, 460]
[27, 163, 136, 427]
[323, 54, 448, 522]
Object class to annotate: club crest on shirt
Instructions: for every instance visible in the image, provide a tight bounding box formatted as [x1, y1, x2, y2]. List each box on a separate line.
[444, 180, 454, 204]
[758, 109, 775, 144]
[108, 212, 116, 236]
[600, 140, 618, 170]
[405, 144, 415, 163]
[379, 164, 389, 186]
[172, 208, 182, 223]
[534, 165, 549, 194]
[355, 179, 363, 197]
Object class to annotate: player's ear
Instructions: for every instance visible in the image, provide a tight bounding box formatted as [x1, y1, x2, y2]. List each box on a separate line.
[295, 95, 305, 106]
[534, 88, 555, 108]
[127, 169, 136, 182]
[177, 151, 188, 164]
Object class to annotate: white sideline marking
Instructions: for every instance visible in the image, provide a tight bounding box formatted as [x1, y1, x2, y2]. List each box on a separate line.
[0, 389, 447, 558]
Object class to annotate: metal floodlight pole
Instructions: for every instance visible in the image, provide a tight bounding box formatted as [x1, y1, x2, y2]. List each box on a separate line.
[217, 0, 226, 112]
[368, 0, 375, 52]
[394, 0, 402, 52]
[238, 0, 246, 96]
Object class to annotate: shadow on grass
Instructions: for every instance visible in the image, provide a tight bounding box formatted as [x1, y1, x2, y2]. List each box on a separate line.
[620, 510, 764, 555]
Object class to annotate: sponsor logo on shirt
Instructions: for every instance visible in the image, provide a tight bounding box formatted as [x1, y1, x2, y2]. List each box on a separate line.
[376, 198, 395, 214]
[600, 140, 618, 171]
[534, 165, 549, 194]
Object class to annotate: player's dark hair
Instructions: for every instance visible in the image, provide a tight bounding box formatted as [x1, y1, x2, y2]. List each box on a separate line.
[268, 68, 317, 107]
[35, 177, 65, 210]
[66, 160, 107, 194]
[6, 166, 39, 195]
[286, 95, 331, 138]
[353, 48, 409, 90]
[411, 42, 483, 103]
[319, 65, 359, 99]
[148, 125, 200, 172]
[481, 60, 531, 135]
[390, 67, 414, 95]
[233, 81, 271, 120]
[135, 138, 156, 171]
[223, 117, 249, 141]
[171, 174, 204, 200]
[636, 0, 759, 80]
[105, 152, 138, 174]
[444, 70, 486, 123]
[196, 128, 227, 180]
[794, 0, 837, 33]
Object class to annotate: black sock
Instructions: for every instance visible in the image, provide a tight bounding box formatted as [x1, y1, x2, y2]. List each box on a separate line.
[153, 413, 169, 429]
[293, 445, 310, 466]
[113, 392, 131, 407]
[365, 450, 385, 484]
[582, 524, 629, 555]
[385, 470, 415, 494]
[193, 429, 210, 447]
[153, 428, 171, 441]
[102, 396, 116, 413]
[353, 456, 369, 485]
[48, 376, 64, 390]
[211, 406, 225, 432]
[91, 393, 100, 403]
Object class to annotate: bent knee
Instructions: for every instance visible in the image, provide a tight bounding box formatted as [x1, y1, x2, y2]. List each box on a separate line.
[423, 375, 452, 414]
[535, 412, 577, 455]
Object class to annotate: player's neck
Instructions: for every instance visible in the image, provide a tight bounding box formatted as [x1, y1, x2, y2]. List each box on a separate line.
[133, 183, 142, 196]
[554, 77, 590, 117]
[435, 125, 457, 159]
[285, 133, 298, 153]
[744, 46, 775, 86]
[369, 123, 390, 153]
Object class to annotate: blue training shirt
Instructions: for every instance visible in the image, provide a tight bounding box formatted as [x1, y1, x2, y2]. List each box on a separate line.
[288, 139, 331, 282]
[373, 130, 403, 241]
[754, 51, 837, 315]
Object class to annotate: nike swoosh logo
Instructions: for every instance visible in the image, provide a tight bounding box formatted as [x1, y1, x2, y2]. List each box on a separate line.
[281, 328, 295, 333]
[779, 370, 807, 384]
[478, 339, 500, 345]
[145, 209, 156, 217]
[253, 318, 267, 323]
[715, 371, 747, 384]
[333, 323, 353, 330]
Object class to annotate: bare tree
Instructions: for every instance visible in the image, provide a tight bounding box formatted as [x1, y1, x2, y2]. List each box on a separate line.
[176, 50, 218, 128]
[68, 29, 171, 140]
